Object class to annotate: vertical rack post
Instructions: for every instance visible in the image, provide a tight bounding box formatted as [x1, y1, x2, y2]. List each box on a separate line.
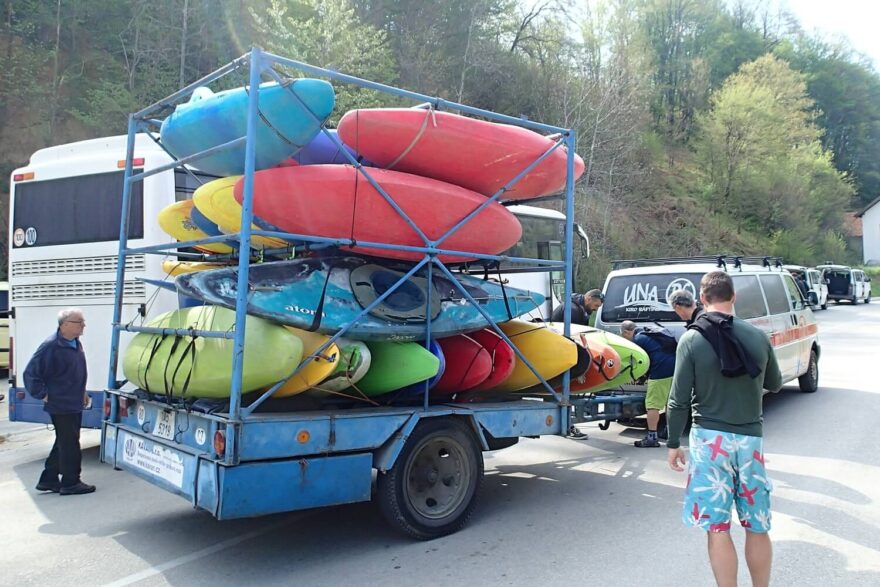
[560, 130, 577, 427]
[225, 47, 263, 463]
[106, 115, 139, 421]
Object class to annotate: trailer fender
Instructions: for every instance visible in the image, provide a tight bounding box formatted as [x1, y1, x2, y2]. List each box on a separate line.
[373, 413, 489, 472]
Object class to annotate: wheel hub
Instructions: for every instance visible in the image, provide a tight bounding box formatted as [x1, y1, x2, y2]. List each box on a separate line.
[405, 437, 469, 520]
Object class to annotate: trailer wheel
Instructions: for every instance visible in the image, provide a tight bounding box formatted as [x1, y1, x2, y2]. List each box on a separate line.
[598, 420, 611, 430]
[377, 418, 483, 540]
[798, 350, 819, 393]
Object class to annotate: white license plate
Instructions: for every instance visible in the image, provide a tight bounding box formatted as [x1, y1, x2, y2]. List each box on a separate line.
[153, 410, 176, 440]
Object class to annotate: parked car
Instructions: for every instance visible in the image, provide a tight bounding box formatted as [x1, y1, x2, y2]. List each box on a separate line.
[596, 256, 820, 393]
[817, 264, 871, 304]
[784, 265, 828, 310]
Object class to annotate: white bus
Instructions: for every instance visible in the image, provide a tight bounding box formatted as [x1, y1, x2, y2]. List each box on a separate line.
[6, 135, 587, 427]
[6, 134, 201, 427]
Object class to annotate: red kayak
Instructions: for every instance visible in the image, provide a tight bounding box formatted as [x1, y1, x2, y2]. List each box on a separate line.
[467, 328, 516, 391]
[432, 334, 492, 394]
[233, 165, 522, 262]
[337, 108, 585, 200]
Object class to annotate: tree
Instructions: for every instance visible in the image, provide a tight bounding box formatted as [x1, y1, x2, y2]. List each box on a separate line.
[252, 0, 398, 119]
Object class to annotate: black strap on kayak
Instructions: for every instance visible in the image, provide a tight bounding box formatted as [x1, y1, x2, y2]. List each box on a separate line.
[307, 263, 333, 332]
[169, 331, 199, 400]
[496, 266, 514, 321]
[243, 79, 296, 147]
[163, 334, 186, 399]
[140, 332, 169, 395]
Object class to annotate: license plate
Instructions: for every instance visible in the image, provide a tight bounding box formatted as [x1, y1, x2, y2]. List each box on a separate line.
[153, 410, 176, 440]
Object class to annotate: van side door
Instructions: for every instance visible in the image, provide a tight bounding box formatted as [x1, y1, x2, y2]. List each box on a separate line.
[759, 274, 799, 382]
[782, 273, 814, 376]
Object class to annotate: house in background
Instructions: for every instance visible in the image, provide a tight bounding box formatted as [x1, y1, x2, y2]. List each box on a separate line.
[857, 197, 880, 265]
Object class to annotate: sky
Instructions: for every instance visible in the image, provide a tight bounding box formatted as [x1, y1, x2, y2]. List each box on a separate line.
[782, 0, 880, 68]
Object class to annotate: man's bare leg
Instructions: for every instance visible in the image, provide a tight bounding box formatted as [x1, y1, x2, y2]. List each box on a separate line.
[646, 409, 660, 432]
[707, 531, 737, 587]
[744, 531, 772, 587]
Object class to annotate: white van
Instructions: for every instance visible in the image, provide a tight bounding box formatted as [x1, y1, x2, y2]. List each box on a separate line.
[595, 256, 820, 392]
[783, 265, 828, 310]
[817, 264, 871, 304]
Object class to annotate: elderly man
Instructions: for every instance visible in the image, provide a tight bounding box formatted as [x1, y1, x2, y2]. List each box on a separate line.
[550, 288, 604, 326]
[669, 288, 704, 326]
[24, 308, 95, 495]
[620, 320, 677, 447]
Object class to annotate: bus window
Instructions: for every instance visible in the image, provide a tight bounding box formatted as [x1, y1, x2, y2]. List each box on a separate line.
[175, 169, 219, 201]
[12, 171, 144, 247]
[501, 214, 564, 266]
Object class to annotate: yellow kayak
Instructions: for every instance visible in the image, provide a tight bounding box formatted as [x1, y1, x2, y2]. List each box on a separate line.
[157, 199, 233, 254]
[193, 176, 289, 250]
[493, 320, 578, 392]
[162, 259, 230, 276]
[272, 328, 341, 397]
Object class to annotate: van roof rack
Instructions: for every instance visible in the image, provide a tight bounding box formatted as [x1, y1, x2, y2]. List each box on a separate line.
[611, 255, 784, 271]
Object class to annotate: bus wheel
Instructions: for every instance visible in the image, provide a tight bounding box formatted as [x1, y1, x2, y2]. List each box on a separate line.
[377, 418, 483, 540]
[798, 350, 819, 393]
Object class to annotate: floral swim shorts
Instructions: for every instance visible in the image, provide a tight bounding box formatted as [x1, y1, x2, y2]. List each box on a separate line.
[682, 426, 772, 533]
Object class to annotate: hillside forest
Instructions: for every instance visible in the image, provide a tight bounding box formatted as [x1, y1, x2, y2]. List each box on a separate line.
[1, 0, 878, 287]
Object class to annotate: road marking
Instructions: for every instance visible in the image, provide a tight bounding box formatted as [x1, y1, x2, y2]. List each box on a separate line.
[99, 517, 295, 587]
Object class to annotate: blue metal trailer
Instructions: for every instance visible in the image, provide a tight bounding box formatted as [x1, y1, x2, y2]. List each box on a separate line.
[100, 47, 636, 539]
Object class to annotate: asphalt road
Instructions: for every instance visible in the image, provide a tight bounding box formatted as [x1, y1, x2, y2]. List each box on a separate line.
[2, 300, 878, 586]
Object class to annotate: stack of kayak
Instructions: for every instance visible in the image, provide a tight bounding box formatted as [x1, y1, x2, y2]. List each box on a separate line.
[125, 78, 648, 403]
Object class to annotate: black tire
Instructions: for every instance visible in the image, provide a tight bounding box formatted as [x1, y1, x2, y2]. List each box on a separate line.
[821, 301, 827, 310]
[798, 350, 819, 393]
[851, 295, 858, 304]
[377, 418, 483, 540]
[598, 420, 611, 430]
[865, 295, 871, 304]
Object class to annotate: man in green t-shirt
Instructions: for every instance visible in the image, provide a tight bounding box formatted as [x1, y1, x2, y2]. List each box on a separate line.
[666, 271, 782, 587]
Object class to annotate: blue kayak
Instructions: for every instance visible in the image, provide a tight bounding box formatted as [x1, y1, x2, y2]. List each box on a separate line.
[174, 257, 546, 341]
[160, 80, 336, 176]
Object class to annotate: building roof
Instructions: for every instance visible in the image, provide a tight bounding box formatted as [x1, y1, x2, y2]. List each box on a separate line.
[856, 195, 880, 218]
[843, 212, 863, 237]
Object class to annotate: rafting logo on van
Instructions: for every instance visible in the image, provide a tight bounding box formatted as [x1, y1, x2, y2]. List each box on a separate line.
[616, 277, 697, 312]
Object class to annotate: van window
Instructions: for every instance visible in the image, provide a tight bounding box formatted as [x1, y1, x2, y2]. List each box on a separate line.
[782, 275, 803, 308]
[731, 275, 767, 319]
[601, 272, 703, 322]
[760, 274, 791, 314]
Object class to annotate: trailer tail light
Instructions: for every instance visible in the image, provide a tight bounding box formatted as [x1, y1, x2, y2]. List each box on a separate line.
[103, 397, 112, 419]
[119, 397, 130, 418]
[213, 429, 226, 456]
[117, 157, 145, 168]
[13, 171, 34, 181]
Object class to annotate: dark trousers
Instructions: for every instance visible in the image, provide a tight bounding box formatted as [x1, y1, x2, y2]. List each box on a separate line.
[40, 412, 83, 487]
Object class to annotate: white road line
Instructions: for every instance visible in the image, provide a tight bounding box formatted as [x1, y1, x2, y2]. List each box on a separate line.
[99, 518, 294, 587]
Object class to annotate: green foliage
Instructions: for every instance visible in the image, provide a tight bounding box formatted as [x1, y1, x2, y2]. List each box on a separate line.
[252, 0, 399, 121]
[0, 0, 875, 280]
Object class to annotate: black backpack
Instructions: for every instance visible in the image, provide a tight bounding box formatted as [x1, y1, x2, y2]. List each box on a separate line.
[638, 326, 678, 354]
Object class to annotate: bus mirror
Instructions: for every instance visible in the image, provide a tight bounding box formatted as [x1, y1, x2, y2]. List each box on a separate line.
[575, 224, 589, 259]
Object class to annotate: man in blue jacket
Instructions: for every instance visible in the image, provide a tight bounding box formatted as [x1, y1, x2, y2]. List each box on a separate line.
[24, 308, 95, 495]
[620, 320, 677, 447]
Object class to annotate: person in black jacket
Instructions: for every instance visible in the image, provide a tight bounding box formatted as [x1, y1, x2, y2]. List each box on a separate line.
[24, 308, 95, 495]
[550, 289, 604, 325]
[669, 289, 704, 326]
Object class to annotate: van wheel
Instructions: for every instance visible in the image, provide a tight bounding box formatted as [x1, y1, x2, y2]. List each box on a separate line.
[865, 295, 871, 304]
[377, 418, 483, 540]
[821, 301, 827, 310]
[850, 295, 858, 304]
[798, 350, 819, 393]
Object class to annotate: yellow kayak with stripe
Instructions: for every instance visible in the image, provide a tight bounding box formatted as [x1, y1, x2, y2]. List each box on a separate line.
[192, 176, 289, 250]
[493, 319, 578, 392]
[272, 328, 341, 397]
[157, 199, 233, 254]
